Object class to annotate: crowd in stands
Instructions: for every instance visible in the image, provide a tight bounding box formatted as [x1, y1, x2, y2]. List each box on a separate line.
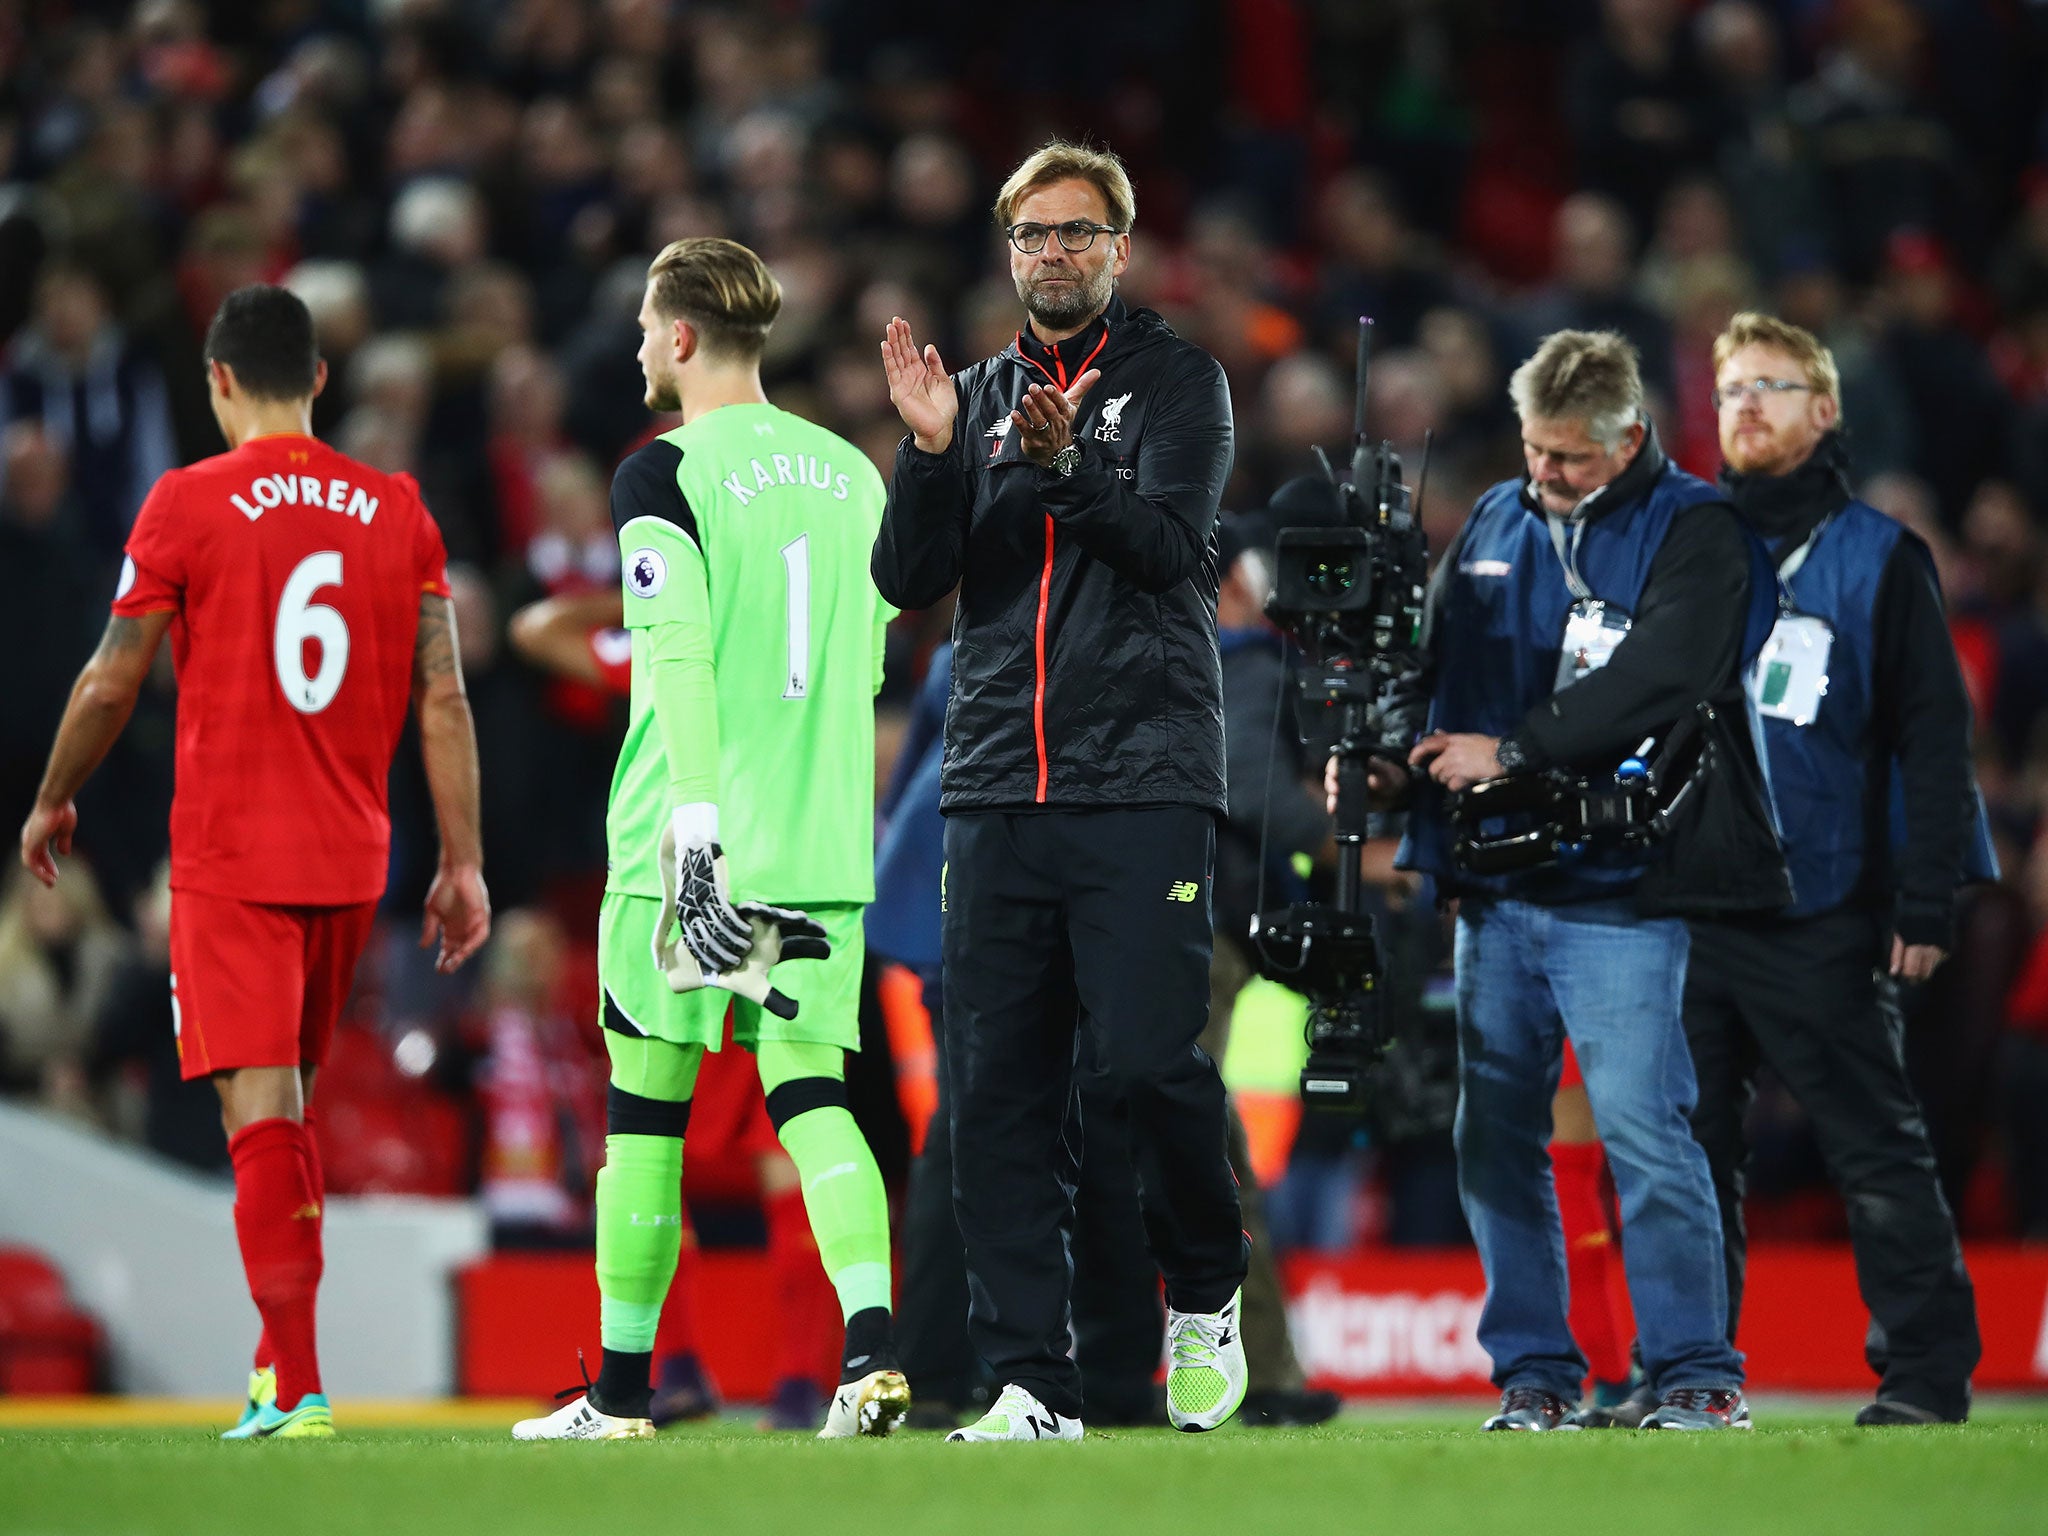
[2, 0, 2047, 1243]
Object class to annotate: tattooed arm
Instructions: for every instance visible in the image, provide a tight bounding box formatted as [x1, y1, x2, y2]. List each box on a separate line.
[412, 591, 491, 971]
[20, 611, 173, 886]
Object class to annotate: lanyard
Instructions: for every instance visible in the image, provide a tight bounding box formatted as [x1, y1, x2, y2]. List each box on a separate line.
[1771, 514, 1833, 613]
[1546, 512, 1595, 602]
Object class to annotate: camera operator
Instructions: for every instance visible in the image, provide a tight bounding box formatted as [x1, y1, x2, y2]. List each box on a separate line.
[1356, 330, 1788, 1431]
[872, 141, 1247, 1440]
[1687, 313, 1991, 1427]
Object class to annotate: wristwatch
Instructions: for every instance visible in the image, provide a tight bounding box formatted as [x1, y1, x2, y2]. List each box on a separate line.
[1048, 444, 1082, 478]
[1494, 734, 1529, 775]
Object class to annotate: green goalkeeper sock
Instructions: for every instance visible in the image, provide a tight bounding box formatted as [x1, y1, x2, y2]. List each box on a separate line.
[775, 1107, 893, 1320]
[594, 1133, 684, 1356]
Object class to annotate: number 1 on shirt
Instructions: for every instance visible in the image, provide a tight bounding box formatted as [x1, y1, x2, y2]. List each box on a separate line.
[782, 533, 809, 700]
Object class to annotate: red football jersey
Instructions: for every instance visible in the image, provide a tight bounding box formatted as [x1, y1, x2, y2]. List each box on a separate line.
[112, 433, 450, 905]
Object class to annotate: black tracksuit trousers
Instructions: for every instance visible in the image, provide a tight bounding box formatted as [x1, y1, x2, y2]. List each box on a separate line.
[1683, 907, 1981, 1419]
[942, 807, 1246, 1420]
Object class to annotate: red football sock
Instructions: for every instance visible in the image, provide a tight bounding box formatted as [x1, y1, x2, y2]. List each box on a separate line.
[230, 1117, 325, 1410]
[765, 1184, 837, 1389]
[654, 1219, 703, 1363]
[1553, 1139, 1632, 1386]
[254, 1108, 324, 1373]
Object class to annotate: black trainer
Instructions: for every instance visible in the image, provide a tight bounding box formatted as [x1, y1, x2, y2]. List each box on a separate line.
[1482, 1386, 1573, 1431]
[1855, 1398, 1951, 1426]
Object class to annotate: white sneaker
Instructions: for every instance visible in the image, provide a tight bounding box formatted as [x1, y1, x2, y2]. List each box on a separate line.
[1166, 1288, 1248, 1432]
[818, 1369, 912, 1438]
[944, 1383, 1082, 1442]
[512, 1393, 655, 1441]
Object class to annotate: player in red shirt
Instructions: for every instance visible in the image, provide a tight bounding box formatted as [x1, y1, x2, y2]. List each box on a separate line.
[17, 285, 491, 1439]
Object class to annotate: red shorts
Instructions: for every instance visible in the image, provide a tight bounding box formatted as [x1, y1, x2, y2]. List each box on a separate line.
[168, 889, 378, 1080]
[1559, 1038, 1584, 1091]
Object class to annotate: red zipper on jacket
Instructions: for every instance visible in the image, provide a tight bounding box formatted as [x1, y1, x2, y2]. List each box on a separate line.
[1014, 327, 1111, 803]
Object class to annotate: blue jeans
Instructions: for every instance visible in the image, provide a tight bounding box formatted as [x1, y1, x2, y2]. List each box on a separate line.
[1454, 896, 1742, 1397]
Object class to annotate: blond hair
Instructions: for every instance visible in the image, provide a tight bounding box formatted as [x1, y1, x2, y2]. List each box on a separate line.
[1508, 330, 1643, 447]
[1712, 311, 1841, 406]
[993, 140, 1136, 233]
[646, 237, 782, 360]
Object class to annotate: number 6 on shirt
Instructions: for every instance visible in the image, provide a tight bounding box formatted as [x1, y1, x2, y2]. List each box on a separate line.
[275, 550, 350, 714]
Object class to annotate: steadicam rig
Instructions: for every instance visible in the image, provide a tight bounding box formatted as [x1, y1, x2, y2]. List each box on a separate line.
[1248, 319, 1432, 1113]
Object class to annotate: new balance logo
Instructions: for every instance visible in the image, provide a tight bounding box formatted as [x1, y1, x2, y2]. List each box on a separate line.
[1026, 1414, 1055, 1438]
[1167, 881, 1200, 903]
[1217, 1327, 1236, 1348]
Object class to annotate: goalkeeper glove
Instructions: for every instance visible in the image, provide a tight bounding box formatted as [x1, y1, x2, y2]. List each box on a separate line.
[654, 807, 833, 1019]
[657, 804, 752, 974]
[717, 903, 832, 1018]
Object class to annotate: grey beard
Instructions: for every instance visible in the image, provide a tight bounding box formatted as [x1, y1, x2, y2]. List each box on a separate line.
[1018, 268, 1113, 330]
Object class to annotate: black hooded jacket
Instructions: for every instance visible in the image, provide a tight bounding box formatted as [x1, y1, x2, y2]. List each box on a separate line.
[873, 296, 1233, 814]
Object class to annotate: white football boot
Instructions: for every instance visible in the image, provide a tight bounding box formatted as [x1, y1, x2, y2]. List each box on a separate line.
[512, 1392, 655, 1441]
[1166, 1288, 1248, 1432]
[944, 1383, 1082, 1442]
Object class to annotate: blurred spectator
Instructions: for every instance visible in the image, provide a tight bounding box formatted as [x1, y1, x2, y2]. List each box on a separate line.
[2001, 839, 2048, 1235]
[1788, 0, 1962, 282]
[0, 422, 101, 840]
[475, 908, 605, 1235]
[1697, 0, 1824, 282]
[527, 452, 621, 609]
[283, 259, 373, 439]
[1636, 176, 1751, 319]
[0, 263, 175, 562]
[372, 177, 487, 331]
[1416, 307, 1518, 485]
[1664, 254, 1756, 477]
[485, 344, 573, 559]
[0, 862, 132, 1111]
[1567, 0, 1719, 234]
[1519, 193, 1674, 400]
[1776, 251, 1916, 481]
[1310, 170, 1450, 358]
[1238, 351, 1348, 505]
[85, 862, 226, 1173]
[1875, 233, 2011, 527]
[1990, 172, 2048, 322]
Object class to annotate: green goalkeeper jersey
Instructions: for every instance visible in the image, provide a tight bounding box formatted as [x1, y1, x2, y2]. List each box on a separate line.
[605, 403, 893, 906]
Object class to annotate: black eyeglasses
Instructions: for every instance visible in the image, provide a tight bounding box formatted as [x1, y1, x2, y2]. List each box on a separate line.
[1005, 220, 1122, 255]
[1712, 377, 1813, 409]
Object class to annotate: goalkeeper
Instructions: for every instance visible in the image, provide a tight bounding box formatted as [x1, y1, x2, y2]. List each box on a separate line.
[515, 238, 904, 1441]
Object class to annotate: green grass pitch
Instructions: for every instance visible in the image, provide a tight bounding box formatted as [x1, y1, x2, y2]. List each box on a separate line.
[4, 1406, 2046, 1536]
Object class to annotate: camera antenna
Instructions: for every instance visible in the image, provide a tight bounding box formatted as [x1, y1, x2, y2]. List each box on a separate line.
[1414, 428, 1434, 530]
[1352, 317, 1374, 446]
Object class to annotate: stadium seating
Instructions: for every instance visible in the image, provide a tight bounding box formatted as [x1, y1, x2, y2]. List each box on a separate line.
[0, 1246, 103, 1394]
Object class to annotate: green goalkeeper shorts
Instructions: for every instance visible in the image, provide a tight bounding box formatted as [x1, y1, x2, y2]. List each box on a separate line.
[597, 891, 864, 1051]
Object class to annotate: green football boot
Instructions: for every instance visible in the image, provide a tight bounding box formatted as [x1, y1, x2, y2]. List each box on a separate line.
[220, 1366, 278, 1440]
[230, 1392, 336, 1440]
